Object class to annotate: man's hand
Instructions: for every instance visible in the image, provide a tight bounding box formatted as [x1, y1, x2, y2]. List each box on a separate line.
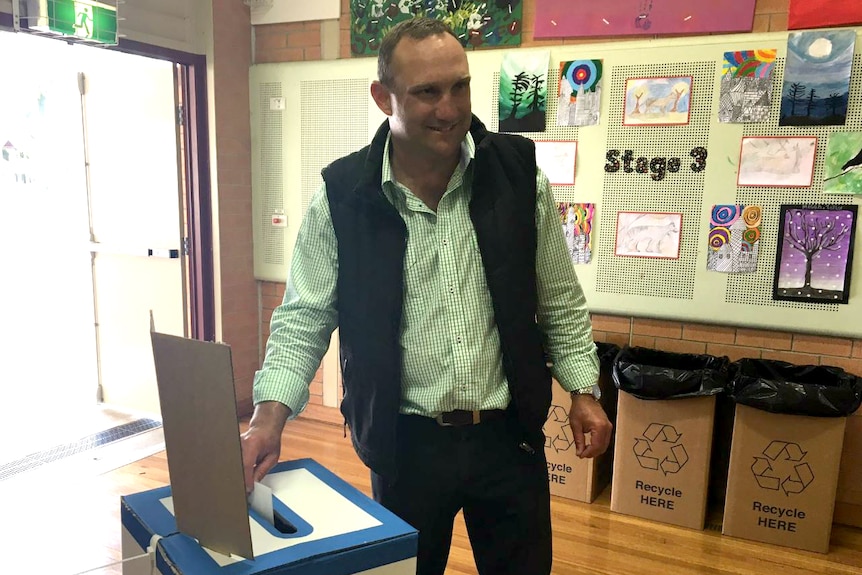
[241, 401, 291, 494]
[569, 394, 613, 459]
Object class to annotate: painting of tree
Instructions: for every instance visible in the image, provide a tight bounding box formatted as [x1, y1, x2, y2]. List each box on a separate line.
[499, 51, 549, 133]
[779, 30, 856, 126]
[773, 205, 858, 303]
[623, 76, 692, 126]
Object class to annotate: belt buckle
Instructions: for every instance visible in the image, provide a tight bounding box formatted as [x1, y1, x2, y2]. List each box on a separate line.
[435, 413, 454, 427]
[435, 410, 481, 426]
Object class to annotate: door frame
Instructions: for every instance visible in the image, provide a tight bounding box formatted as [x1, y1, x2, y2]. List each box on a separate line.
[0, 16, 215, 340]
[110, 38, 215, 342]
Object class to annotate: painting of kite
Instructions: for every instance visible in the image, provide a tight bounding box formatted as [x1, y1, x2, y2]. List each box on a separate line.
[559, 202, 594, 264]
[773, 205, 857, 304]
[737, 137, 817, 187]
[614, 212, 682, 259]
[557, 60, 602, 127]
[707, 205, 761, 274]
[349, 0, 523, 55]
[779, 30, 856, 126]
[499, 51, 549, 133]
[623, 76, 692, 126]
[823, 132, 862, 194]
[718, 49, 776, 123]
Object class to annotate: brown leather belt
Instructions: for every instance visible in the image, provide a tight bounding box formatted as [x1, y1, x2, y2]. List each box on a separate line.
[434, 409, 507, 427]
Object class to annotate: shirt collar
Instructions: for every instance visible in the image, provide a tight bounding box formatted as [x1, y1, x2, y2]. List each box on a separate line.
[381, 131, 476, 189]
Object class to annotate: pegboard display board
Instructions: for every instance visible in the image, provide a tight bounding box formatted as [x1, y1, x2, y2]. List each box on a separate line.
[300, 78, 369, 216]
[726, 53, 862, 313]
[250, 30, 862, 336]
[596, 61, 714, 300]
[257, 81, 285, 269]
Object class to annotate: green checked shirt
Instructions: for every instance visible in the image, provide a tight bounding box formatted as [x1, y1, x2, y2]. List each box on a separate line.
[253, 132, 599, 418]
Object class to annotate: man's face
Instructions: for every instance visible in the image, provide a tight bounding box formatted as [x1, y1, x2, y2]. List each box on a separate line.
[373, 33, 472, 161]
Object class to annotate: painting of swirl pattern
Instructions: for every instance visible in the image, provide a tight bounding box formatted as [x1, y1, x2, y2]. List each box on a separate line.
[707, 205, 761, 273]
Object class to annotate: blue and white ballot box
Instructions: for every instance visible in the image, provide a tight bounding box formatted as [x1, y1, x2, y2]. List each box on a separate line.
[121, 459, 418, 574]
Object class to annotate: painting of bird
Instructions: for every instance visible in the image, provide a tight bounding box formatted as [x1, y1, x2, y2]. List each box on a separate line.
[824, 132, 862, 194]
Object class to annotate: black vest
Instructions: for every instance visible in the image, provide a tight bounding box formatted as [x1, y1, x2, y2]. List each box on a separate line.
[322, 116, 551, 476]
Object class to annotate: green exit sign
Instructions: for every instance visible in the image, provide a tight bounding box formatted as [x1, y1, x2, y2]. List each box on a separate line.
[44, 0, 118, 44]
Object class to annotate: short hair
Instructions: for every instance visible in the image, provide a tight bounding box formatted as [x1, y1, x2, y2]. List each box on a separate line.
[377, 17, 459, 88]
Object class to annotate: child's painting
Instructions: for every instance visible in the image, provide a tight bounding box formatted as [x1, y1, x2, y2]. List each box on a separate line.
[737, 137, 817, 187]
[779, 30, 856, 126]
[623, 77, 692, 126]
[614, 212, 682, 259]
[718, 49, 776, 124]
[499, 51, 550, 133]
[557, 59, 602, 127]
[707, 205, 761, 274]
[534, 0, 756, 38]
[535, 140, 577, 185]
[349, 0, 523, 55]
[773, 205, 857, 304]
[823, 132, 862, 194]
[559, 202, 594, 264]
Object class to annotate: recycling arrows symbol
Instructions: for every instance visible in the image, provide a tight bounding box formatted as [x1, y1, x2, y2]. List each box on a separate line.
[543, 404, 575, 453]
[633, 423, 689, 475]
[751, 440, 814, 496]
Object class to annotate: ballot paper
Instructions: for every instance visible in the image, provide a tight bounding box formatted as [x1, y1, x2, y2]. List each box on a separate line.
[248, 481, 274, 526]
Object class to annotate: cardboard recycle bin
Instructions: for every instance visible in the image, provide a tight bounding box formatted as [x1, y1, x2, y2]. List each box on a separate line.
[722, 359, 862, 553]
[610, 346, 729, 530]
[544, 342, 620, 502]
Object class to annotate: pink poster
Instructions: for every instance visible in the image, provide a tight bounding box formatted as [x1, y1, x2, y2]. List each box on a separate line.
[534, 0, 756, 39]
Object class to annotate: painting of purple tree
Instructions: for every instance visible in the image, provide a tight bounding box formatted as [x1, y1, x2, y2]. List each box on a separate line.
[773, 205, 858, 304]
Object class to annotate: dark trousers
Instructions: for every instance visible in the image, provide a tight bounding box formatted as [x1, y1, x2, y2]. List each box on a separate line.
[370, 413, 552, 575]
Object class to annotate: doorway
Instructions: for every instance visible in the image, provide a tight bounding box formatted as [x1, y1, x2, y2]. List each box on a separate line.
[0, 30, 209, 473]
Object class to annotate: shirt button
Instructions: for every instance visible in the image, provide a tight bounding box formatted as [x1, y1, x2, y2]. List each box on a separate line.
[442, 239, 448, 246]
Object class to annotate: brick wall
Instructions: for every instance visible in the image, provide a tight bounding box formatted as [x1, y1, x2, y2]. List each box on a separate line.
[212, 0, 257, 413]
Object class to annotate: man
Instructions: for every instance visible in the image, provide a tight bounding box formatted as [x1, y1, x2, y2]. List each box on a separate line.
[241, 17, 612, 575]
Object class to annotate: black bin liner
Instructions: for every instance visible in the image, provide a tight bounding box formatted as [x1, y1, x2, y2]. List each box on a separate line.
[613, 346, 730, 400]
[596, 342, 621, 369]
[595, 342, 621, 418]
[731, 358, 862, 417]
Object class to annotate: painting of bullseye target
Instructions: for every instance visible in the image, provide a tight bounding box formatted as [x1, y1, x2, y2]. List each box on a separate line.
[557, 59, 603, 127]
[706, 204, 761, 273]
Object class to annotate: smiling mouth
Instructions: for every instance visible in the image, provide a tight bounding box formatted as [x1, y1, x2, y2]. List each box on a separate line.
[429, 124, 457, 133]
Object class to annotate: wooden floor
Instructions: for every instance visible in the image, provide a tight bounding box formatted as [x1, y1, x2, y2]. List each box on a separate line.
[3, 417, 861, 574]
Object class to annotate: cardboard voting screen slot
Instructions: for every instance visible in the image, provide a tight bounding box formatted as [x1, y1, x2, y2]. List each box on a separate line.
[150, 331, 255, 560]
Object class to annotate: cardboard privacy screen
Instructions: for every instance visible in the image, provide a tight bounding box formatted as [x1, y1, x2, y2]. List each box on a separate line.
[150, 331, 254, 559]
